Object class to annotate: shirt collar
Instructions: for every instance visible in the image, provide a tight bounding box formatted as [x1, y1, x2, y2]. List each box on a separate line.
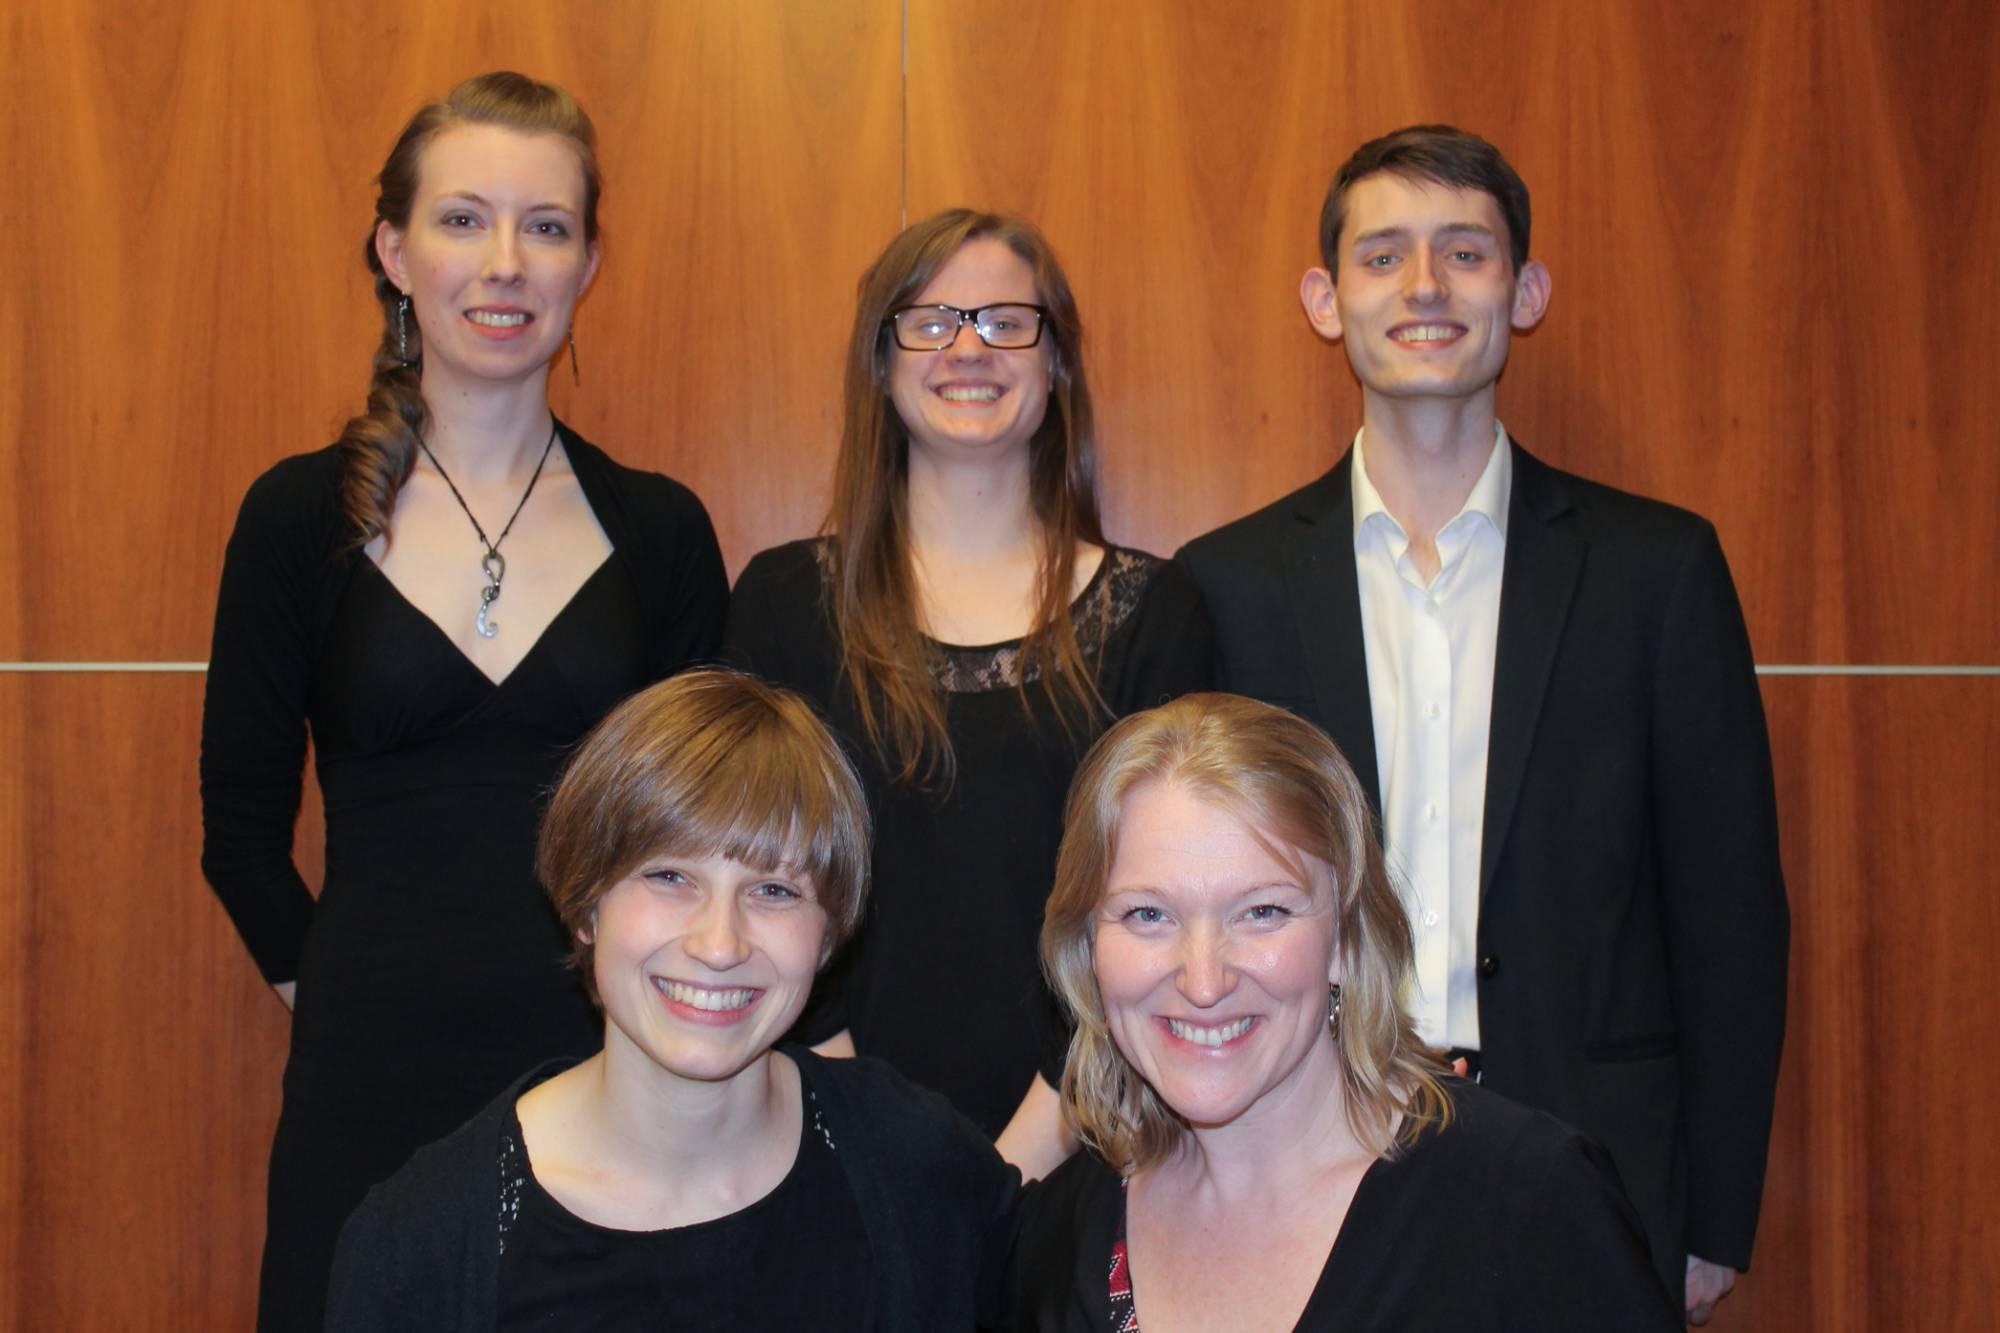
[1351, 421, 1513, 547]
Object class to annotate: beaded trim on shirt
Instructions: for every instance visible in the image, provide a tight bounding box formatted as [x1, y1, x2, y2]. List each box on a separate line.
[812, 542, 1158, 694]
[498, 1127, 526, 1255]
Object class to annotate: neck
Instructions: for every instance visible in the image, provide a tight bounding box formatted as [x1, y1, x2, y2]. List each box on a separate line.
[1356, 389, 1500, 542]
[903, 443, 1038, 561]
[572, 1035, 795, 1182]
[418, 366, 556, 483]
[1167, 1037, 1368, 1199]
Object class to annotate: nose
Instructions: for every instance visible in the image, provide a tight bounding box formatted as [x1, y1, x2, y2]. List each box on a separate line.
[685, 893, 752, 971]
[943, 317, 988, 358]
[1405, 248, 1446, 304]
[482, 227, 525, 285]
[1175, 923, 1237, 1008]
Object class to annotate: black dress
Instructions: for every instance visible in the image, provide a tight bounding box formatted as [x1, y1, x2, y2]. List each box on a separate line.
[199, 427, 727, 1332]
[724, 540, 1212, 1134]
[1006, 1080, 1680, 1331]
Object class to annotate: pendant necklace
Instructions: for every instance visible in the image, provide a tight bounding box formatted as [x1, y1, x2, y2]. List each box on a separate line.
[417, 421, 559, 639]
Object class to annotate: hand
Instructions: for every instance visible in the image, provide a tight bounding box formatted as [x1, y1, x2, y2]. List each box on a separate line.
[994, 1073, 1078, 1181]
[1449, 1056, 1470, 1078]
[1685, 1254, 1738, 1325]
[272, 981, 297, 1012]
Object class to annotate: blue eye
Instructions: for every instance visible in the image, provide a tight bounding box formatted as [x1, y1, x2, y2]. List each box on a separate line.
[529, 219, 570, 237]
[1244, 903, 1292, 923]
[1122, 905, 1167, 925]
[751, 880, 803, 902]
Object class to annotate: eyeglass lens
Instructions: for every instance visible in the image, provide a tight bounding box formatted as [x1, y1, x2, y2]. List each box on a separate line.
[891, 304, 1043, 350]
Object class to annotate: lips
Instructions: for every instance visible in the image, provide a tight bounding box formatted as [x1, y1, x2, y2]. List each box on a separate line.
[1164, 1016, 1256, 1047]
[1389, 321, 1466, 346]
[935, 383, 1003, 403]
[465, 307, 534, 340]
[652, 976, 761, 1021]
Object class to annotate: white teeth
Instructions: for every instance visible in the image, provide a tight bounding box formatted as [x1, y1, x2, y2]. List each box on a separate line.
[938, 385, 1001, 402]
[1393, 324, 1460, 343]
[654, 979, 757, 1011]
[1167, 1017, 1253, 1047]
[467, 310, 529, 327]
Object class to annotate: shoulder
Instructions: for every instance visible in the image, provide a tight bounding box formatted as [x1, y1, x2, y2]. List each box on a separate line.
[1398, 1080, 1634, 1207]
[231, 445, 346, 534]
[796, 1047, 996, 1169]
[1018, 1147, 1123, 1234]
[562, 427, 713, 527]
[1516, 444, 1718, 552]
[734, 537, 831, 599]
[1176, 466, 1342, 569]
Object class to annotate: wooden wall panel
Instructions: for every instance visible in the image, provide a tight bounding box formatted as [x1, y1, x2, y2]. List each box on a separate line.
[0, 676, 290, 1331]
[1, 0, 902, 662]
[905, 0, 2000, 665]
[1743, 677, 2000, 1332]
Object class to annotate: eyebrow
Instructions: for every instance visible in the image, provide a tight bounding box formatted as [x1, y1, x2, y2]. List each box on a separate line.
[435, 192, 579, 215]
[1351, 222, 1498, 247]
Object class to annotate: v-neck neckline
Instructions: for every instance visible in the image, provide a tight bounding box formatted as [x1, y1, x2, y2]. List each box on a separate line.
[358, 553, 615, 689]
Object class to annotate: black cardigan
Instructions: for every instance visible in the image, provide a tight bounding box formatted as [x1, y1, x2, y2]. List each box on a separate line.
[327, 1048, 1020, 1331]
[1005, 1081, 1679, 1331]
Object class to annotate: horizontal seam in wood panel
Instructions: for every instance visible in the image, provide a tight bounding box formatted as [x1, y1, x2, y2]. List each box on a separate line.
[3, 663, 1998, 676]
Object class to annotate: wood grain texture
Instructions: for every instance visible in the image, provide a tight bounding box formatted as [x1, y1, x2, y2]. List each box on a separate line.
[0, 676, 291, 1331]
[904, 0, 2000, 664]
[0, 0, 902, 662]
[1742, 676, 2000, 1332]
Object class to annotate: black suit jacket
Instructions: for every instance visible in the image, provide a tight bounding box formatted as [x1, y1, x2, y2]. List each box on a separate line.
[1176, 440, 1788, 1282]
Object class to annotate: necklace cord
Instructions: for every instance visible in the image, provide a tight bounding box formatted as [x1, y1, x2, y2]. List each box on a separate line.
[417, 421, 560, 560]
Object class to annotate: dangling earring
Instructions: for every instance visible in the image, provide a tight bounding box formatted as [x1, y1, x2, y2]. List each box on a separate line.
[397, 293, 412, 366]
[568, 331, 580, 386]
[1328, 983, 1344, 1036]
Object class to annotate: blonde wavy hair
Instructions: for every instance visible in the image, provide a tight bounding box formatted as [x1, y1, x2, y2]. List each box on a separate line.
[1041, 693, 1450, 1172]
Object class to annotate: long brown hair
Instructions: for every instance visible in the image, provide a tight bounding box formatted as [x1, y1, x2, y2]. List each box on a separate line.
[336, 71, 602, 548]
[1042, 693, 1451, 1173]
[827, 210, 1106, 786]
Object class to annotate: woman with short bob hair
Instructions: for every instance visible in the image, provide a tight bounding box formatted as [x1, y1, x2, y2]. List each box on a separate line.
[1010, 693, 1676, 1329]
[726, 209, 1211, 1162]
[329, 671, 1018, 1331]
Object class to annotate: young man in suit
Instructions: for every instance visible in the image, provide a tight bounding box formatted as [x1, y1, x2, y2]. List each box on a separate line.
[1176, 125, 1788, 1324]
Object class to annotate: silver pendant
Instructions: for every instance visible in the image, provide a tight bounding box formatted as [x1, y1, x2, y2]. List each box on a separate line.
[476, 550, 505, 638]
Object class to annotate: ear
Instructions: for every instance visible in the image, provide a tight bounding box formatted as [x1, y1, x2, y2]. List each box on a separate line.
[1509, 258, 1552, 331]
[374, 219, 411, 295]
[578, 238, 604, 299]
[575, 910, 596, 947]
[1300, 267, 1343, 342]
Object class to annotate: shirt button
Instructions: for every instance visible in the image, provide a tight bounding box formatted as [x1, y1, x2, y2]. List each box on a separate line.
[1425, 803, 1440, 822]
[1478, 955, 1501, 979]
[1426, 701, 1442, 719]
[1422, 910, 1439, 928]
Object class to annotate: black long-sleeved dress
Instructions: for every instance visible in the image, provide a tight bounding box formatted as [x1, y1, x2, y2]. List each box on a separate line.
[724, 539, 1212, 1134]
[199, 426, 726, 1331]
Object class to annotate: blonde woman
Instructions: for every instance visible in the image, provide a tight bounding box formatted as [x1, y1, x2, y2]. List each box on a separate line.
[1011, 694, 1675, 1330]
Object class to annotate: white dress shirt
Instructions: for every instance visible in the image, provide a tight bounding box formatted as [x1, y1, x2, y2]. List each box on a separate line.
[1351, 424, 1511, 1050]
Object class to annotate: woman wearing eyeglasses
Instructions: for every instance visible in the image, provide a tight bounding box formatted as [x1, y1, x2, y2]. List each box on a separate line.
[724, 210, 1212, 1175]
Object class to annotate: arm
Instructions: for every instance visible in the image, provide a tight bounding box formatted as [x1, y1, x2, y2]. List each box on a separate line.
[1650, 524, 1790, 1271]
[1107, 557, 1215, 717]
[198, 463, 325, 989]
[644, 483, 729, 679]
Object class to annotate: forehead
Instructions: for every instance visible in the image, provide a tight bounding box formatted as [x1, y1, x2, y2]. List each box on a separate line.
[414, 123, 587, 205]
[913, 236, 1040, 305]
[1339, 172, 1508, 250]
[1106, 781, 1321, 900]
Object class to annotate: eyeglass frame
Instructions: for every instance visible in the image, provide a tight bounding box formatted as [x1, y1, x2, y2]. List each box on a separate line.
[882, 302, 1051, 351]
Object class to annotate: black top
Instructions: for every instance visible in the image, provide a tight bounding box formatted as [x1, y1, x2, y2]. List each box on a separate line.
[1006, 1081, 1679, 1331]
[199, 426, 726, 1116]
[329, 1049, 1021, 1332]
[496, 1070, 869, 1331]
[724, 540, 1213, 1133]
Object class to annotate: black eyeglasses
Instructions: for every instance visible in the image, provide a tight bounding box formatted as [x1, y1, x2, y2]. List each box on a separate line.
[884, 303, 1049, 351]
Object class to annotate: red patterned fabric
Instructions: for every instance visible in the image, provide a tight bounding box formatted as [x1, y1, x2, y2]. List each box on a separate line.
[1107, 1181, 1139, 1332]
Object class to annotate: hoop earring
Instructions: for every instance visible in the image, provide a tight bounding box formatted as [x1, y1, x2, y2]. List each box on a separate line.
[397, 294, 412, 367]
[1328, 983, 1343, 1036]
[568, 331, 580, 386]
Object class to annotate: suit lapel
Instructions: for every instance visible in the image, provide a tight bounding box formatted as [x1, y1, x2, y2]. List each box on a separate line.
[1481, 441, 1585, 900]
[1281, 452, 1383, 817]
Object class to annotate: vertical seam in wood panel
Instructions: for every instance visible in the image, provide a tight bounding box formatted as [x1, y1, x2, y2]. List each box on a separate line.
[899, 0, 909, 227]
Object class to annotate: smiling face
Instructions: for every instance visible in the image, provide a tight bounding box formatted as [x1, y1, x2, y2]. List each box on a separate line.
[587, 852, 829, 1086]
[1303, 173, 1549, 410]
[374, 122, 601, 394]
[1092, 780, 1345, 1130]
[887, 236, 1052, 461]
